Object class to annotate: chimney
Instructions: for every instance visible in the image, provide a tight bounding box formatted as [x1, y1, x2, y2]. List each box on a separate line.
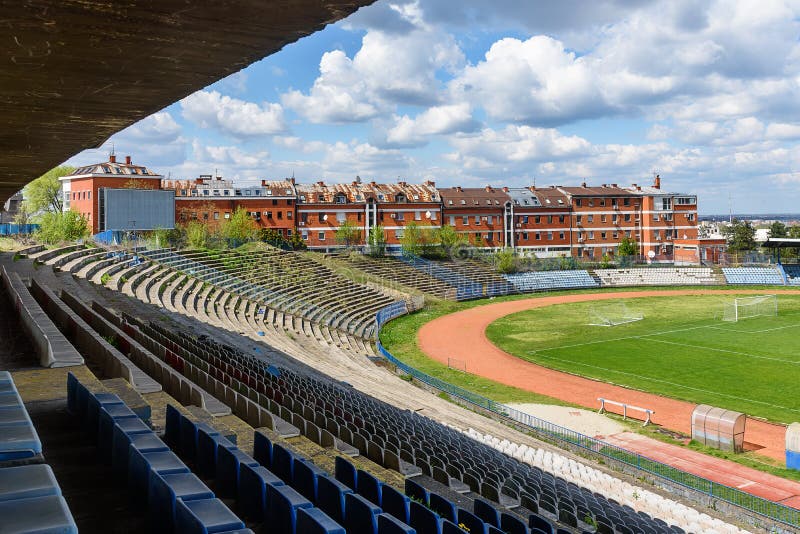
[654, 174, 661, 189]
[631, 183, 637, 188]
[484, 185, 492, 192]
[290, 177, 295, 185]
[109, 154, 116, 163]
[317, 180, 325, 187]
[502, 187, 509, 193]
[370, 181, 377, 187]
[261, 179, 267, 186]
[424, 180, 436, 187]
[581, 182, 587, 188]
[456, 186, 462, 192]
[125, 155, 131, 165]
[611, 183, 617, 187]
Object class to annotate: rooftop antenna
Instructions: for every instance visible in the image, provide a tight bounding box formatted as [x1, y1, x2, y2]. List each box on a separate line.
[109, 142, 115, 157]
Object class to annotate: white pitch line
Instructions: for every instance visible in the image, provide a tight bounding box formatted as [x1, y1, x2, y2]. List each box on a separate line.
[645, 337, 800, 366]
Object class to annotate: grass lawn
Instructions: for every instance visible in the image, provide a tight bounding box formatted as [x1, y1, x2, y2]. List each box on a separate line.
[486, 294, 800, 424]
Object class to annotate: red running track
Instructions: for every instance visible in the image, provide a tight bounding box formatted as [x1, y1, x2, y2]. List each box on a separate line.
[417, 289, 800, 508]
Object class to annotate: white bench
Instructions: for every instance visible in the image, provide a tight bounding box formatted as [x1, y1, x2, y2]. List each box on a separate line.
[598, 397, 654, 426]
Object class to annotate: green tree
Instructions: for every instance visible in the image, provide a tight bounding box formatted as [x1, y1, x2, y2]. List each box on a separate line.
[287, 232, 308, 251]
[23, 165, 74, 214]
[184, 220, 209, 249]
[437, 225, 469, 258]
[36, 210, 89, 244]
[335, 219, 361, 249]
[722, 219, 757, 252]
[768, 221, 788, 238]
[260, 228, 288, 249]
[494, 248, 517, 274]
[219, 207, 257, 246]
[367, 225, 386, 257]
[400, 222, 424, 256]
[618, 236, 638, 256]
[789, 225, 800, 239]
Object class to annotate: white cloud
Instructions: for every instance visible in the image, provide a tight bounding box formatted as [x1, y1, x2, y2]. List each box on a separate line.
[384, 103, 478, 147]
[766, 123, 800, 141]
[181, 90, 286, 137]
[282, 27, 463, 123]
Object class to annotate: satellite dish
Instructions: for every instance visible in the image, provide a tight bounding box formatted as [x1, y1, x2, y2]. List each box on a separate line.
[647, 250, 656, 258]
[425, 211, 432, 219]
[322, 214, 328, 221]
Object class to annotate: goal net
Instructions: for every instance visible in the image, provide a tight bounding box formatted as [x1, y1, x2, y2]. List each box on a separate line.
[588, 301, 644, 327]
[722, 295, 777, 322]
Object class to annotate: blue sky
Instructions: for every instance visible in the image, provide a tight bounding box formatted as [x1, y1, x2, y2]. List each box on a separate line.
[66, 0, 800, 214]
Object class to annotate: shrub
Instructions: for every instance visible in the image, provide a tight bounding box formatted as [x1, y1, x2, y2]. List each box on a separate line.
[36, 210, 89, 244]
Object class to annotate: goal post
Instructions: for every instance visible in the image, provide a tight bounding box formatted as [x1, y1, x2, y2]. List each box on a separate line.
[588, 301, 644, 327]
[721, 295, 777, 322]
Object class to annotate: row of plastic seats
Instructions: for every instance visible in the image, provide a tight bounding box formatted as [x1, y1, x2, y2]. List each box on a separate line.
[504, 271, 597, 291]
[0, 372, 78, 533]
[721, 267, 784, 285]
[0, 370, 42, 462]
[67, 373, 249, 534]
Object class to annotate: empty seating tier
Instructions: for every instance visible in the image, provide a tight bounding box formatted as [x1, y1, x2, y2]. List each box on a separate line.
[722, 267, 784, 285]
[594, 267, 721, 286]
[504, 270, 599, 292]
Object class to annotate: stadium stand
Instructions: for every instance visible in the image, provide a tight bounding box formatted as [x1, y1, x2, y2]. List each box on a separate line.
[594, 267, 722, 286]
[780, 264, 800, 286]
[504, 270, 599, 292]
[335, 253, 458, 300]
[401, 255, 517, 299]
[722, 267, 785, 285]
[0, 245, 757, 533]
[140, 247, 401, 339]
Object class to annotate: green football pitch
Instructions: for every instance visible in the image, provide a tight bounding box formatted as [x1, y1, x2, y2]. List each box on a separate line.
[485, 294, 800, 424]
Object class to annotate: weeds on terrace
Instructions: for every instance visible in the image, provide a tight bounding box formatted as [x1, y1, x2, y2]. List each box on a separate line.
[100, 273, 111, 285]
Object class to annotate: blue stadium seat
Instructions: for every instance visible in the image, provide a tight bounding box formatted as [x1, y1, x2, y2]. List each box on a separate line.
[271, 442, 298, 484]
[457, 508, 485, 534]
[293, 458, 326, 503]
[149, 472, 214, 533]
[500, 512, 527, 534]
[404, 478, 429, 506]
[0, 495, 77, 534]
[296, 506, 347, 534]
[428, 492, 456, 523]
[112, 431, 169, 479]
[344, 492, 381, 534]
[377, 512, 416, 534]
[267, 482, 314, 534]
[0, 375, 42, 462]
[473, 499, 500, 528]
[528, 512, 554, 534]
[164, 404, 182, 449]
[174, 497, 245, 534]
[84, 392, 124, 438]
[381, 484, 411, 524]
[238, 463, 284, 522]
[410, 500, 441, 534]
[334, 455, 357, 490]
[357, 468, 383, 506]
[216, 446, 258, 499]
[128, 449, 190, 501]
[66, 371, 80, 415]
[316, 474, 353, 524]
[253, 430, 273, 467]
[441, 519, 467, 534]
[196, 426, 235, 479]
[99, 408, 148, 463]
[0, 464, 61, 502]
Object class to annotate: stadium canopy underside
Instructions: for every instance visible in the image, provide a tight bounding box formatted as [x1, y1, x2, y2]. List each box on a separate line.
[0, 0, 374, 203]
[763, 238, 800, 249]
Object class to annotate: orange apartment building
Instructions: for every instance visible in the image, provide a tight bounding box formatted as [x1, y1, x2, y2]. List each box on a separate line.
[295, 180, 441, 250]
[506, 186, 572, 256]
[61, 155, 164, 234]
[439, 186, 510, 248]
[165, 176, 297, 237]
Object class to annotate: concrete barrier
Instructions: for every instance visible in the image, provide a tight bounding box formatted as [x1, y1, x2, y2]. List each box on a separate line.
[1, 266, 83, 368]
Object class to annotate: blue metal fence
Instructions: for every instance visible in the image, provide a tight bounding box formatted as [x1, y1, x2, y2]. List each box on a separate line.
[374, 338, 800, 528]
[0, 223, 39, 235]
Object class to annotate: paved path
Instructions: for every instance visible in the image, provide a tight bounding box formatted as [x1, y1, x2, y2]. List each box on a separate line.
[418, 289, 800, 508]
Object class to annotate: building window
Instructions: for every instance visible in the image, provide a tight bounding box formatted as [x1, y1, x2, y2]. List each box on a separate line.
[318, 231, 325, 241]
[462, 216, 469, 225]
[266, 211, 273, 219]
[302, 232, 308, 240]
[487, 215, 493, 225]
[588, 199, 594, 207]
[88, 191, 91, 200]
[522, 216, 529, 224]
[601, 214, 606, 223]
[626, 230, 631, 237]
[534, 216, 541, 224]
[558, 215, 564, 223]
[535, 232, 541, 240]
[319, 213, 326, 223]
[474, 215, 480, 225]
[277, 212, 283, 220]
[547, 232, 553, 240]
[612, 214, 618, 223]
[653, 213, 659, 221]
[687, 214, 695, 221]
[624, 214, 631, 222]
[587, 215, 594, 223]
[224, 212, 230, 219]
[624, 198, 630, 206]
[588, 231, 595, 239]
[576, 199, 582, 207]
[600, 199, 605, 206]
[601, 232, 607, 239]
[415, 211, 421, 221]
[396, 212, 404, 221]
[287, 229, 292, 236]
[559, 232, 565, 240]
[300, 213, 308, 223]
[336, 212, 346, 222]
[576, 215, 582, 224]
[287, 211, 292, 219]
[522, 232, 528, 240]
